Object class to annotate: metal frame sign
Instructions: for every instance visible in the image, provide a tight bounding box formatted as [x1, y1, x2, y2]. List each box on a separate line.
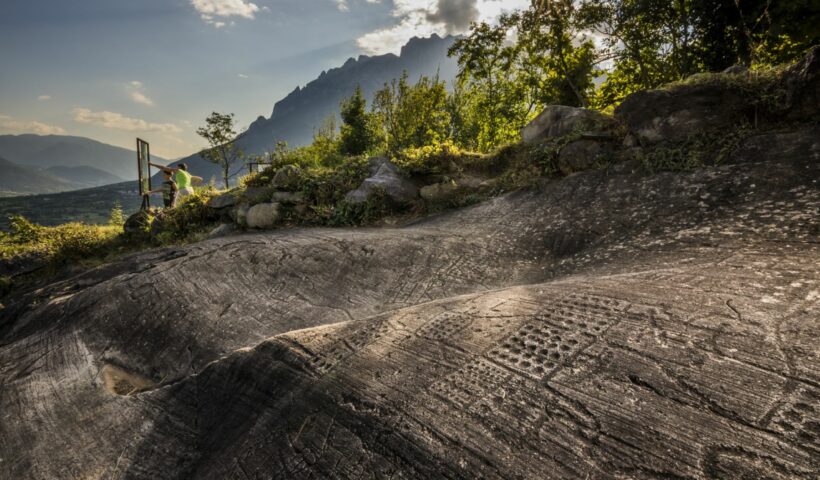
[137, 138, 152, 209]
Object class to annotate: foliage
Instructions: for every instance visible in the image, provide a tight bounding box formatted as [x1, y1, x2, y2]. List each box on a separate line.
[372, 72, 451, 155]
[149, 188, 220, 244]
[108, 201, 125, 226]
[340, 86, 379, 156]
[637, 125, 753, 172]
[0, 215, 123, 266]
[197, 112, 245, 187]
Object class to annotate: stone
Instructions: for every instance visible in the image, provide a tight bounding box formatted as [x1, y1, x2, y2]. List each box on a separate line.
[148, 211, 171, 238]
[420, 181, 458, 203]
[242, 186, 272, 205]
[615, 83, 748, 144]
[782, 45, 820, 121]
[271, 165, 302, 190]
[245, 202, 280, 229]
[366, 155, 397, 176]
[207, 223, 236, 239]
[271, 191, 306, 205]
[557, 139, 613, 174]
[722, 64, 749, 75]
[2, 123, 818, 480]
[522, 105, 614, 144]
[123, 210, 153, 236]
[232, 204, 250, 227]
[345, 161, 418, 205]
[207, 192, 238, 209]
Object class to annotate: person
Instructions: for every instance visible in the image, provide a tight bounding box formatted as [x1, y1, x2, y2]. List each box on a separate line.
[144, 170, 178, 208]
[149, 162, 203, 200]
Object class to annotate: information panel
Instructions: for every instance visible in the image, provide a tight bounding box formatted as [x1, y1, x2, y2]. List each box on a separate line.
[137, 138, 151, 196]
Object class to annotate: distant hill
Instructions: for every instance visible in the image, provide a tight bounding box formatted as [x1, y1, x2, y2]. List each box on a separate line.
[0, 156, 77, 197]
[168, 34, 459, 186]
[0, 181, 141, 231]
[44, 165, 124, 189]
[0, 134, 167, 181]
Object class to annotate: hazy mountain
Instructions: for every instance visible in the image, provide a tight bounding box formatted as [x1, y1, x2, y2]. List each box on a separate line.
[0, 156, 77, 197]
[44, 165, 124, 189]
[0, 134, 167, 181]
[169, 34, 459, 185]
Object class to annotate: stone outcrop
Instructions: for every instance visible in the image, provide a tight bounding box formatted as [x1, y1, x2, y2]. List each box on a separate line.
[420, 181, 458, 203]
[345, 159, 418, 205]
[1, 140, 817, 478]
[522, 105, 614, 144]
[272, 165, 302, 190]
[245, 202, 280, 229]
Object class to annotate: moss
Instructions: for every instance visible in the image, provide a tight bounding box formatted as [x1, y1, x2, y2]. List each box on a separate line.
[637, 124, 753, 172]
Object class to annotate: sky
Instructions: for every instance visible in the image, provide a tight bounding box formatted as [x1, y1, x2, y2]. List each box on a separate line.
[0, 0, 528, 159]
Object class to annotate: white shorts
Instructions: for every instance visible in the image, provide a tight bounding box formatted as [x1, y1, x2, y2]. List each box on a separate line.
[178, 187, 195, 198]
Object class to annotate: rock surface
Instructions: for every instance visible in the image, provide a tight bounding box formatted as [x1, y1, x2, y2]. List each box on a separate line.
[346, 160, 418, 205]
[207, 191, 238, 209]
[558, 139, 614, 174]
[522, 105, 614, 144]
[245, 202, 280, 229]
[1, 149, 818, 478]
[420, 181, 458, 203]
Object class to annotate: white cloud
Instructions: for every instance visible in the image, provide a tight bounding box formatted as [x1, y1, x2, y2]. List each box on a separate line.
[357, 0, 528, 55]
[334, 0, 349, 12]
[237, 73, 249, 79]
[37, 95, 52, 101]
[73, 108, 182, 134]
[127, 81, 155, 106]
[0, 114, 66, 135]
[190, 0, 260, 27]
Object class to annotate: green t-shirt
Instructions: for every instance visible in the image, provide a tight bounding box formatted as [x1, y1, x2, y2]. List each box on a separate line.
[175, 170, 192, 189]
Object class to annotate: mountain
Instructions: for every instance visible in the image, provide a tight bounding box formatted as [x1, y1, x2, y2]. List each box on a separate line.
[169, 34, 459, 185]
[0, 156, 76, 196]
[0, 134, 167, 181]
[44, 165, 124, 189]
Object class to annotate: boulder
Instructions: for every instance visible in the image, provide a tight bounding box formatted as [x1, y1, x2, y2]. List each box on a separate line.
[272, 165, 302, 190]
[123, 210, 153, 236]
[366, 155, 397, 176]
[615, 81, 749, 144]
[522, 106, 614, 144]
[232, 204, 250, 227]
[207, 223, 236, 239]
[722, 64, 749, 75]
[246, 202, 281, 229]
[557, 139, 614, 174]
[242, 186, 272, 205]
[272, 191, 306, 205]
[148, 211, 172, 238]
[345, 161, 418, 205]
[420, 181, 458, 203]
[207, 192, 238, 210]
[782, 45, 820, 121]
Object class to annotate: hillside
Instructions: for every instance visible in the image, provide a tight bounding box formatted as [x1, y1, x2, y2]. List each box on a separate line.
[0, 181, 140, 230]
[167, 35, 458, 185]
[44, 165, 124, 189]
[0, 156, 76, 196]
[0, 134, 167, 181]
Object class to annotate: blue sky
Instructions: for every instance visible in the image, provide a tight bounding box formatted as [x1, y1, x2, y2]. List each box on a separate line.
[0, 0, 527, 158]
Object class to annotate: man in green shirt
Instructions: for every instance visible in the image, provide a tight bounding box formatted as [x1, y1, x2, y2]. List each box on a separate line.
[150, 162, 203, 200]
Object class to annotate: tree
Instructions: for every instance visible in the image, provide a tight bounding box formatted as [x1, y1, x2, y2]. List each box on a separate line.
[372, 72, 451, 154]
[108, 201, 125, 226]
[196, 112, 245, 188]
[340, 86, 378, 156]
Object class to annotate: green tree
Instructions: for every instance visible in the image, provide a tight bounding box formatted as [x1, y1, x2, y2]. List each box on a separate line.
[196, 112, 245, 188]
[108, 201, 125, 226]
[340, 86, 377, 156]
[372, 72, 451, 154]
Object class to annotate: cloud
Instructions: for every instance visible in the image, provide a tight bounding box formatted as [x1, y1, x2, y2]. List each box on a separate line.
[127, 81, 155, 106]
[0, 115, 66, 135]
[334, 0, 349, 12]
[357, 0, 528, 55]
[237, 73, 249, 79]
[73, 108, 182, 134]
[190, 0, 260, 27]
[37, 95, 52, 102]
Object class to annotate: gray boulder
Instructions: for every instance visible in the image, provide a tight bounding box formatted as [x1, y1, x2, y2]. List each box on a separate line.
[232, 204, 250, 227]
[557, 140, 614, 175]
[615, 80, 748, 144]
[242, 186, 272, 205]
[272, 165, 302, 190]
[246, 202, 281, 229]
[207, 192, 238, 210]
[522, 106, 614, 144]
[123, 210, 153, 236]
[345, 161, 418, 205]
[420, 181, 458, 203]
